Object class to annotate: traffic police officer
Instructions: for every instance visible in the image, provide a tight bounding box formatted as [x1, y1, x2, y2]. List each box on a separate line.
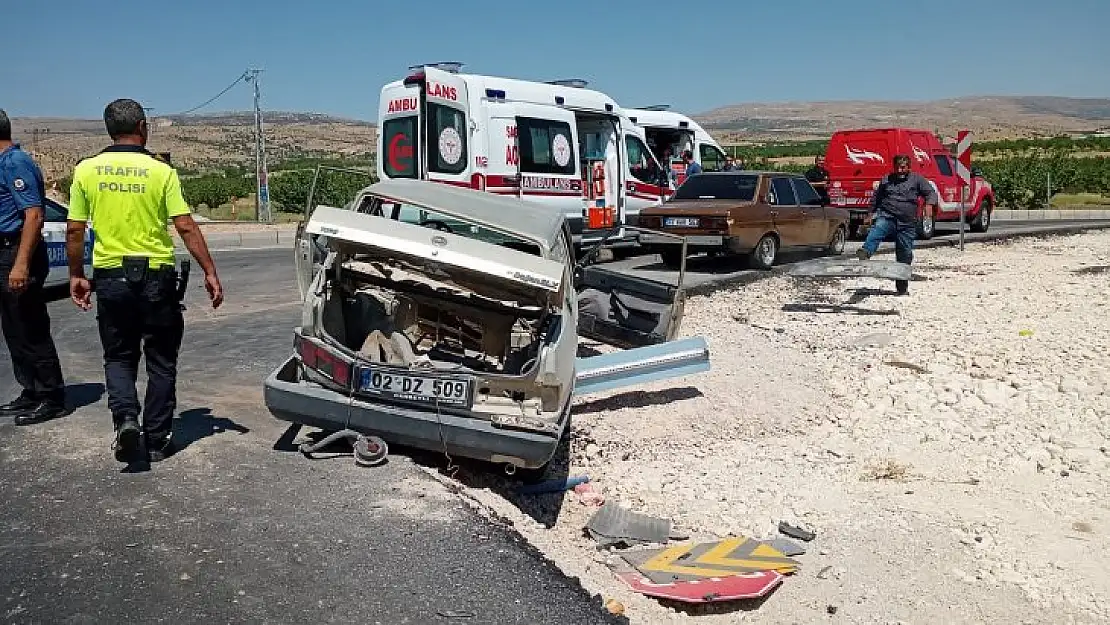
[0, 108, 67, 425]
[66, 99, 224, 463]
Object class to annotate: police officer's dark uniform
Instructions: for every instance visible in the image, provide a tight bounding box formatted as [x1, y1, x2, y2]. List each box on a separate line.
[67, 100, 222, 463]
[0, 112, 66, 424]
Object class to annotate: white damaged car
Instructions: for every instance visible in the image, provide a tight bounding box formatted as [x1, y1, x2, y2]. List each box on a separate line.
[264, 178, 709, 475]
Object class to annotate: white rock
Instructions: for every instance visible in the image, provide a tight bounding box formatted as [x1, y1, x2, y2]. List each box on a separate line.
[1060, 376, 1088, 395]
[1025, 447, 1052, 466]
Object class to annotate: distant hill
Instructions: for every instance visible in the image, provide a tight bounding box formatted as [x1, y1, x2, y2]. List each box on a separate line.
[10, 112, 376, 182]
[695, 96, 1110, 142]
[10, 96, 1110, 183]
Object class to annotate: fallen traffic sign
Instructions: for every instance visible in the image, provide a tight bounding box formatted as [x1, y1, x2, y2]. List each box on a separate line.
[620, 537, 800, 585]
[609, 560, 784, 603]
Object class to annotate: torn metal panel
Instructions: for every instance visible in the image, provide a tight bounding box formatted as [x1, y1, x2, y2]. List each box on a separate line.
[788, 258, 912, 281]
[574, 336, 710, 396]
[585, 501, 672, 548]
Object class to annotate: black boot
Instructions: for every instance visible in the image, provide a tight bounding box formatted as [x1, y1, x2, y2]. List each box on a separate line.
[0, 392, 37, 416]
[113, 417, 142, 462]
[13, 398, 68, 426]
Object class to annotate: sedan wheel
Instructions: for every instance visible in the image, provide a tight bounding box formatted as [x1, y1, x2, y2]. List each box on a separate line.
[750, 235, 778, 270]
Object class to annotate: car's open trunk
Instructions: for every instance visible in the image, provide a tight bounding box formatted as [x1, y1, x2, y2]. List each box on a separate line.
[319, 256, 552, 377]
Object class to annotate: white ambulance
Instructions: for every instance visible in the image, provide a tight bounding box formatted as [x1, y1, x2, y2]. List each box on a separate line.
[375, 63, 674, 248]
[625, 105, 729, 186]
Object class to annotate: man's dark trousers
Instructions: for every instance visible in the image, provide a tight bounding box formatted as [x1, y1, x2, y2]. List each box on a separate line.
[93, 265, 183, 445]
[0, 236, 65, 404]
[861, 213, 916, 294]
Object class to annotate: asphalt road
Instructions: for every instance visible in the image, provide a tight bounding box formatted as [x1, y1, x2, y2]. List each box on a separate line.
[0, 250, 624, 625]
[606, 219, 1110, 294]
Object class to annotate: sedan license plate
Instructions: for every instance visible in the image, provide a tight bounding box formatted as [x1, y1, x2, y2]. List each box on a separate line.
[663, 217, 700, 228]
[686, 235, 723, 246]
[360, 368, 472, 408]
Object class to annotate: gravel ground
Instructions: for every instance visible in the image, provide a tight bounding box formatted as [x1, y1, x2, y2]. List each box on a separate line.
[443, 229, 1110, 625]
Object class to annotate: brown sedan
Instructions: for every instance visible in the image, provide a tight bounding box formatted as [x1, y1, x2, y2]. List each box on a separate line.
[638, 171, 851, 269]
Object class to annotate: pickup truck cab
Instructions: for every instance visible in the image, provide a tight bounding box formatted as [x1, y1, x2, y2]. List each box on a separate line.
[823, 128, 995, 239]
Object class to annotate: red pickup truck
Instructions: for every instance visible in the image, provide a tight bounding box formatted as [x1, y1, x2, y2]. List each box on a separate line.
[822, 128, 995, 240]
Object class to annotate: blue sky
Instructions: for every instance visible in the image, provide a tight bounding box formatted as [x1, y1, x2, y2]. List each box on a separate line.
[4, 0, 1108, 120]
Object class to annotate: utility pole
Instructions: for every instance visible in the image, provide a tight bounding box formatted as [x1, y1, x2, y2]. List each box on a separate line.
[143, 107, 155, 143]
[245, 68, 272, 223]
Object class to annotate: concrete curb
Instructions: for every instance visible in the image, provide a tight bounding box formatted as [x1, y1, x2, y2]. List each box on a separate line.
[994, 209, 1110, 221]
[174, 230, 298, 252]
[685, 220, 1110, 298]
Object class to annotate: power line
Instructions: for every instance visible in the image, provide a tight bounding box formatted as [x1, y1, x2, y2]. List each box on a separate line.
[171, 71, 249, 116]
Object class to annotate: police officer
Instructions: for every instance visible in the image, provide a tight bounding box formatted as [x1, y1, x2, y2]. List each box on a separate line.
[856, 154, 939, 296]
[66, 99, 224, 463]
[0, 109, 67, 425]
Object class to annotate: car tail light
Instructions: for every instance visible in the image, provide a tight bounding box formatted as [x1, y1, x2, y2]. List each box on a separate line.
[295, 335, 352, 387]
[640, 216, 661, 229]
[703, 216, 729, 229]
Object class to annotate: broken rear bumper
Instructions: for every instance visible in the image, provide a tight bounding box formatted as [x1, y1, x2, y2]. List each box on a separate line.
[263, 356, 567, 470]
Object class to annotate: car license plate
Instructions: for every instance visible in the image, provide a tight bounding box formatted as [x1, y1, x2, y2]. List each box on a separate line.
[663, 217, 700, 228]
[686, 235, 723, 246]
[359, 368, 472, 408]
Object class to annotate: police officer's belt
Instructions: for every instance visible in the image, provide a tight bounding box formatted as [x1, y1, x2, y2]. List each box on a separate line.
[94, 265, 177, 280]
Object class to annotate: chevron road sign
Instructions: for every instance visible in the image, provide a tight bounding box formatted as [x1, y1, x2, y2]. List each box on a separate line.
[956, 130, 973, 186]
[621, 537, 801, 585]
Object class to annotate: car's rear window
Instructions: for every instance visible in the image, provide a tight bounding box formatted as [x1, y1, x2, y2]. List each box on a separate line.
[674, 174, 759, 200]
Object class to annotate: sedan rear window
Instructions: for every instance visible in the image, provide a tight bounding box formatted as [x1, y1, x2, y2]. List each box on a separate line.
[673, 173, 759, 201]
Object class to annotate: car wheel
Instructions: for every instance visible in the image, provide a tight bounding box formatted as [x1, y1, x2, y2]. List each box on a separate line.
[970, 198, 991, 233]
[826, 225, 848, 255]
[659, 248, 685, 269]
[749, 235, 778, 270]
[916, 210, 935, 240]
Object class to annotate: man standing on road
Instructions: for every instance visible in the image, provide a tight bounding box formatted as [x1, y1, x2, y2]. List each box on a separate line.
[856, 154, 938, 295]
[805, 155, 830, 203]
[0, 109, 67, 425]
[66, 99, 224, 464]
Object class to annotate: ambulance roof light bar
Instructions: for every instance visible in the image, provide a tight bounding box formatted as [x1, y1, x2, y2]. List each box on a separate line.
[640, 104, 672, 111]
[546, 78, 589, 88]
[408, 61, 464, 73]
